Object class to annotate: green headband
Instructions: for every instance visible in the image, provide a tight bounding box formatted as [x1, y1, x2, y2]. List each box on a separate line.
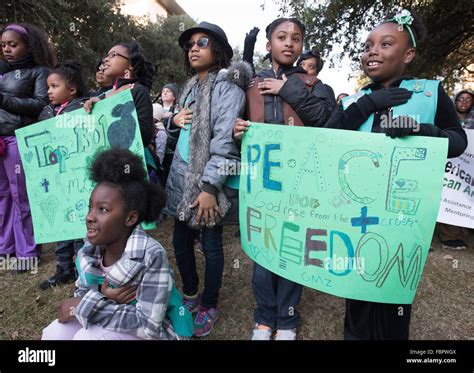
[388, 9, 417, 48]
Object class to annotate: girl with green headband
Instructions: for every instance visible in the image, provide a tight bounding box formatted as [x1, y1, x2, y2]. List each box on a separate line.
[325, 9, 467, 340]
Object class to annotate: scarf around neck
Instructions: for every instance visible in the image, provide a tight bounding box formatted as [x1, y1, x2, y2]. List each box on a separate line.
[176, 71, 232, 229]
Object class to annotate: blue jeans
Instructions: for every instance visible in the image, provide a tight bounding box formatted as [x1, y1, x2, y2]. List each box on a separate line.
[252, 263, 303, 330]
[172, 220, 224, 309]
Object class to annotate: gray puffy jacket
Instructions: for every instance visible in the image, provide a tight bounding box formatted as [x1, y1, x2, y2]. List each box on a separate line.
[165, 61, 252, 224]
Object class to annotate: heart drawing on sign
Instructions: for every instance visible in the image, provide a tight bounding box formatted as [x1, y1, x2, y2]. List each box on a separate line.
[24, 152, 33, 163]
[39, 195, 60, 227]
[395, 179, 406, 188]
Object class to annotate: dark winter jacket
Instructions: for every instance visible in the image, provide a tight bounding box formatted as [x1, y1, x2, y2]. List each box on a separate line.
[88, 85, 113, 99]
[325, 76, 467, 158]
[92, 78, 154, 147]
[313, 79, 336, 107]
[117, 78, 154, 147]
[38, 97, 89, 121]
[248, 65, 335, 126]
[0, 65, 50, 135]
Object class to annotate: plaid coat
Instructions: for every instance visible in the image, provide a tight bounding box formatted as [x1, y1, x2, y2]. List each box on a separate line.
[73, 226, 179, 340]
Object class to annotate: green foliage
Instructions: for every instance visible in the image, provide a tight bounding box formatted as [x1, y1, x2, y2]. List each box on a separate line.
[232, 47, 271, 72]
[275, 0, 474, 93]
[0, 0, 195, 97]
[126, 15, 196, 97]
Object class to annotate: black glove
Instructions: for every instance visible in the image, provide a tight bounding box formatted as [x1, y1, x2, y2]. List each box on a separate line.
[243, 27, 260, 65]
[244, 27, 259, 47]
[383, 116, 421, 138]
[357, 87, 413, 116]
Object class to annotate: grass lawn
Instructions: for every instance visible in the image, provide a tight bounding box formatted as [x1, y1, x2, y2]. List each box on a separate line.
[0, 220, 473, 340]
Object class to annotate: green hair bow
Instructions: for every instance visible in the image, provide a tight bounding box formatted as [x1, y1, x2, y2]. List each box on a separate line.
[389, 9, 417, 48]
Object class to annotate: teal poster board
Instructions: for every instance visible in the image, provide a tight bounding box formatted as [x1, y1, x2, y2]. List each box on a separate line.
[16, 90, 147, 243]
[239, 123, 448, 304]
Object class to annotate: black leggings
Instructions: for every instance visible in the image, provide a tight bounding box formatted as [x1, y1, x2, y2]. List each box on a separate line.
[172, 220, 224, 309]
[344, 299, 412, 340]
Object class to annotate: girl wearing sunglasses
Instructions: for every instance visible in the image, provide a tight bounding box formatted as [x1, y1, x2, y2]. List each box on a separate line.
[165, 21, 252, 337]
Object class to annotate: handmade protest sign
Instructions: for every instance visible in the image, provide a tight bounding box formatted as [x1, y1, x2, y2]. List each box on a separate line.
[16, 89, 146, 243]
[239, 123, 448, 304]
[437, 129, 474, 228]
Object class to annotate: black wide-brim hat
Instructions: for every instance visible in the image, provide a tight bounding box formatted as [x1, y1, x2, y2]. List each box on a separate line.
[178, 21, 233, 59]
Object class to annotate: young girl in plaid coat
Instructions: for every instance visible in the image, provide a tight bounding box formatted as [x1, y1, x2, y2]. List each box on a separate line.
[42, 148, 192, 340]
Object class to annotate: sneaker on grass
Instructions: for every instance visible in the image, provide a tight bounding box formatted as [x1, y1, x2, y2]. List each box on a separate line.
[251, 324, 273, 340]
[274, 328, 297, 340]
[39, 266, 76, 290]
[441, 239, 467, 250]
[182, 293, 201, 314]
[193, 306, 219, 337]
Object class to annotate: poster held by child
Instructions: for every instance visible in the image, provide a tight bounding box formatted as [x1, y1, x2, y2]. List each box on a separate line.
[324, 9, 467, 340]
[83, 41, 155, 148]
[37, 60, 89, 290]
[42, 148, 193, 340]
[234, 17, 336, 340]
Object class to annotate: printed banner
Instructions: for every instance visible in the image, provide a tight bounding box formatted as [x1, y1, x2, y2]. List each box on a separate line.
[16, 90, 146, 243]
[239, 123, 448, 304]
[437, 129, 474, 228]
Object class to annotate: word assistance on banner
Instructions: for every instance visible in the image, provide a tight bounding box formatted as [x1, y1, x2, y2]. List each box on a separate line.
[437, 129, 474, 228]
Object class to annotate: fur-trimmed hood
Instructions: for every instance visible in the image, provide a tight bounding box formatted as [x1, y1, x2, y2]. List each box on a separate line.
[216, 61, 253, 91]
[164, 61, 247, 227]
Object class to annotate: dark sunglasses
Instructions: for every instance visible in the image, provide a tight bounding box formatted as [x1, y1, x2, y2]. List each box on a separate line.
[184, 38, 210, 51]
[103, 51, 130, 61]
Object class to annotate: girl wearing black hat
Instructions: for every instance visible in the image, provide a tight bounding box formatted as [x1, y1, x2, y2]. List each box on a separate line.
[165, 21, 253, 337]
